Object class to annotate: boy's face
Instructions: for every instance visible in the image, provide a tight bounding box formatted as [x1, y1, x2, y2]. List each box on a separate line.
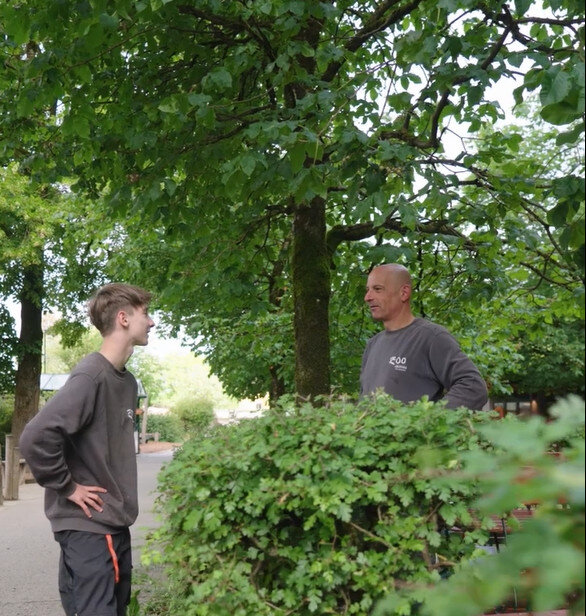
[125, 304, 155, 346]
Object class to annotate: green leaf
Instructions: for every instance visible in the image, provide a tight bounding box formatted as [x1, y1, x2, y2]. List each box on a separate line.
[467, 85, 483, 106]
[289, 141, 307, 174]
[398, 200, 417, 230]
[99, 13, 119, 29]
[203, 67, 233, 91]
[541, 69, 571, 106]
[514, 0, 533, 15]
[239, 153, 257, 177]
[6, 11, 31, 44]
[556, 122, 584, 146]
[548, 201, 570, 226]
[541, 102, 582, 125]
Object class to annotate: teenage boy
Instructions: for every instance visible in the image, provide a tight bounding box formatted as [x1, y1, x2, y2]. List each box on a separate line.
[20, 283, 155, 616]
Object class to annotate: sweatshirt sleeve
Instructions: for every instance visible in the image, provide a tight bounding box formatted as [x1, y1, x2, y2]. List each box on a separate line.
[428, 330, 488, 411]
[19, 373, 97, 496]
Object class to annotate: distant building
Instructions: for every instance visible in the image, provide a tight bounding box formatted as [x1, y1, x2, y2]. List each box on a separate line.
[214, 396, 268, 425]
[40, 374, 148, 404]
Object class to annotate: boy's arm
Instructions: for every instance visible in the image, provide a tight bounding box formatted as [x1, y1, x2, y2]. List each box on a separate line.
[19, 373, 98, 497]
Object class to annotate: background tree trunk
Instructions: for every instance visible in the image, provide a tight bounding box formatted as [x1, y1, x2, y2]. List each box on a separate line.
[11, 263, 44, 444]
[292, 197, 331, 398]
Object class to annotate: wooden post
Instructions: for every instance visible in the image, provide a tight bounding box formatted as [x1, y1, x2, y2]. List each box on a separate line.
[12, 444, 21, 495]
[140, 396, 149, 450]
[4, 434, 19, 500]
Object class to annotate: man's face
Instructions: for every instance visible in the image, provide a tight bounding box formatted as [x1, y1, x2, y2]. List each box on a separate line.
[126, 305, 155, 346]
[364, 268, 403, 323]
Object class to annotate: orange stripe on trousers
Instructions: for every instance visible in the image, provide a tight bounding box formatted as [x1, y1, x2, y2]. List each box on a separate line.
[105, 534, 120, 584]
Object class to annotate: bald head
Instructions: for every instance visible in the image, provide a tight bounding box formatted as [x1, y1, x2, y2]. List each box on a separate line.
[365, 263, 414, 330]
[372, 264, 412, 287]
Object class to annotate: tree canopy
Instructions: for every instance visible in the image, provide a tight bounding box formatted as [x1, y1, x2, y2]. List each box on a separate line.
[0, 0, 583, 402]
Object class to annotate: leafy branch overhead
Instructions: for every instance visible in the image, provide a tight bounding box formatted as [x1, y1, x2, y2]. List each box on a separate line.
[0, 0, 583, 399]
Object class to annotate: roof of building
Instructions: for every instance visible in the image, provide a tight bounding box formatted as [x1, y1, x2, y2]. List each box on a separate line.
[40, 374, 147, 398]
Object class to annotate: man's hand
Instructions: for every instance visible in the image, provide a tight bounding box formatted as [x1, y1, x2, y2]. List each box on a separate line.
[67, 483, 107, 518]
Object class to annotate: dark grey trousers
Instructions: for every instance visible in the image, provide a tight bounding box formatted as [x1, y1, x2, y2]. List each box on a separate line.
[54, 529, 132, 616]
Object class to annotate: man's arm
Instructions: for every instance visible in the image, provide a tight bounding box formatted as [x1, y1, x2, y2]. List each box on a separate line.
[429, 331, 488, 410]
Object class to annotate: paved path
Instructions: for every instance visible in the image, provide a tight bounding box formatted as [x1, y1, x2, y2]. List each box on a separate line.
[0, 451, 173, 616]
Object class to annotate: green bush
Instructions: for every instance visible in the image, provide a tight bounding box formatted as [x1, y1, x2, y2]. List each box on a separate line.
[146, 395, 496, 615]
[171, 394, 215, 437]
[375, 395, 585, 616]
[0, 395, 13, 450]
[144, 413, 185, 443]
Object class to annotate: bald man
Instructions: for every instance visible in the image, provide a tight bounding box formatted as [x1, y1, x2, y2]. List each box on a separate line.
[361, 264, 488, 410]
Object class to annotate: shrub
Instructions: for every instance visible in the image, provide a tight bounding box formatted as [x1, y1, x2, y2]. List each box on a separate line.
[0, 395, 13, 449]
[145, 413, 185, 443]
[375, 395, 585, 616]
[171, 394, 215, 437]
[146, 395, 496, 615]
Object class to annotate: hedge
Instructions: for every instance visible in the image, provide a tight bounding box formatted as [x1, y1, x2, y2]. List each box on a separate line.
[146, 395, 496, 615]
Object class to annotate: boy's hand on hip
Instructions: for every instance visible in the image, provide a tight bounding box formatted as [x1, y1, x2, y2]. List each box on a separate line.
[67, 483, 107, 518]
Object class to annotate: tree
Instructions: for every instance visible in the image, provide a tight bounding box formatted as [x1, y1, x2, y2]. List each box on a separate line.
[0, 0, 583, 401]
[0, 165, 110, 443]
[0, 166, 49, 441]
[505, 319, 585, 400]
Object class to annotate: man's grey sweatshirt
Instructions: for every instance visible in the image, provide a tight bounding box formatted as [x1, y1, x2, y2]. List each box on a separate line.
[360, 318, 488, 410]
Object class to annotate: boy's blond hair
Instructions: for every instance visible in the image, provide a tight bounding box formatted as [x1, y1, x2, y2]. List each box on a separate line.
[88, 283, 152, 336]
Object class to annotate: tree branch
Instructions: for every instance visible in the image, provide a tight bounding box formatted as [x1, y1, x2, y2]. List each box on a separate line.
[322, 0, 425, 82]
[378, 21, 512, 149]
[326, 215, 476, 257]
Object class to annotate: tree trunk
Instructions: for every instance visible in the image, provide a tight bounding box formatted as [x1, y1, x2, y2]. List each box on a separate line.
[268, 248, 288, 407]
[11, 263, 44, 445]
[268, 366, 286, 407]
[292, 196, 330, 399]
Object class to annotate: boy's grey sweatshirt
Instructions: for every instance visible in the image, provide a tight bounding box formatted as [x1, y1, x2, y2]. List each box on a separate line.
[19, 352, 139, 534]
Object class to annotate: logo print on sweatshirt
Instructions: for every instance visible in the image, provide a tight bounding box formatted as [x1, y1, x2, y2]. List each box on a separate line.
[389, 356, 407, 372]
[126, 409, 135, 420]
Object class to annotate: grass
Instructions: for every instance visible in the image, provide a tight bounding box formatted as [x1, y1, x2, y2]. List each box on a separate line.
[130, 559, 174, 615]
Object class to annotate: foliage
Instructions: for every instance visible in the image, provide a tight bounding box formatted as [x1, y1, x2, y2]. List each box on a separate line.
[146, 395, 497, 615]
[0, 165, 110, 329]
[171, 395, 215, 438]
[0, 165, 49, 402]
[144, 413, 184, 444]
[0, 395, 14, 447]
[505, 319, 585, 398]
[0, 304, 17, 393]
[127, 348, 167, 406]
[45, 326, 101, 372]
[375, 395, 585, 616]
[0, 0, 583, 400]
[160, 353, 237, 411]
